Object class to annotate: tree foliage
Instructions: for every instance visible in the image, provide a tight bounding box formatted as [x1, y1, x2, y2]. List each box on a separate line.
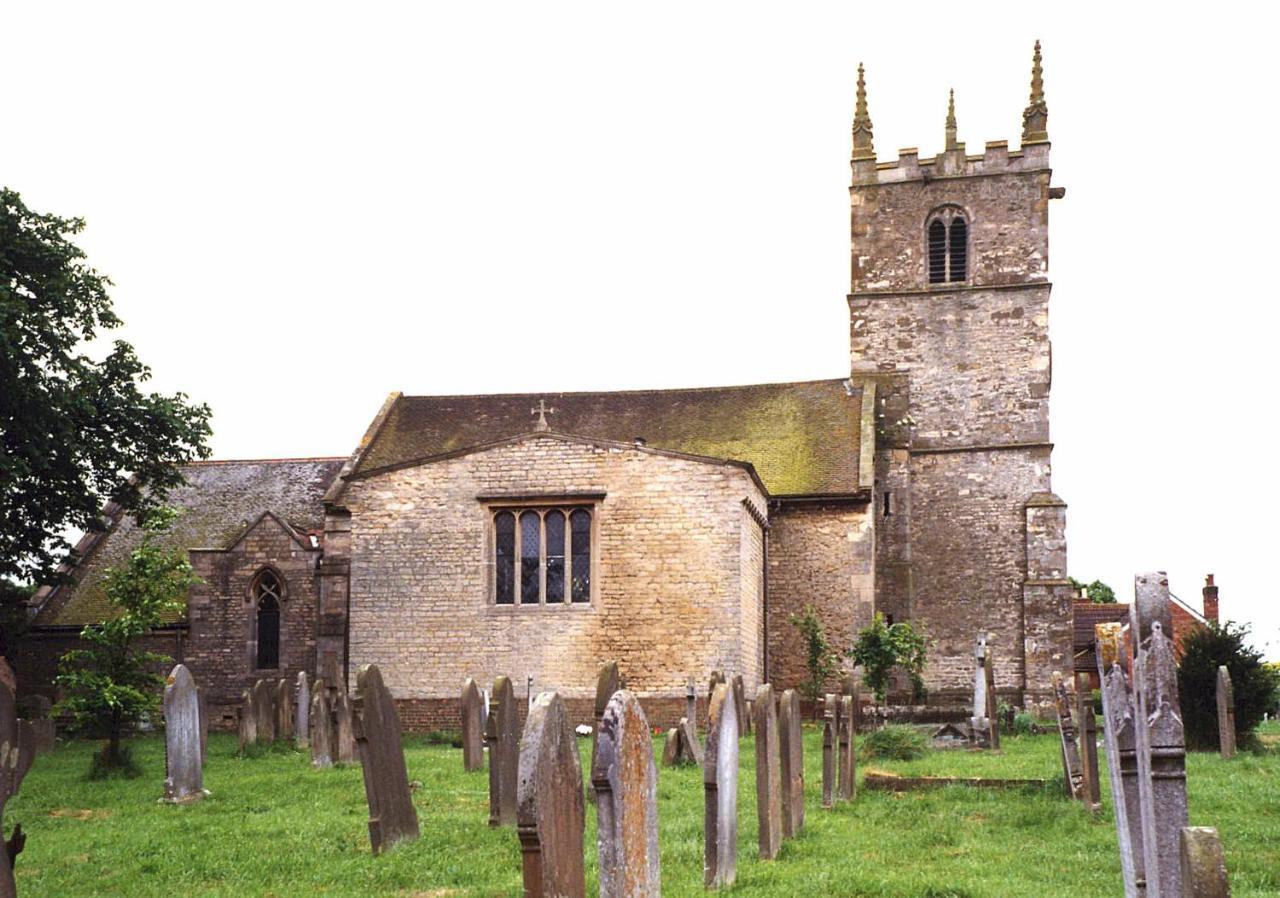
[848, 613, 928, 703]
[1069, 577, 1116, 604]
[54, 507, 196, 775]
[1176, 620, 1280, 752]
[0, 187, 212, 584]
[788, 604, 837, 711]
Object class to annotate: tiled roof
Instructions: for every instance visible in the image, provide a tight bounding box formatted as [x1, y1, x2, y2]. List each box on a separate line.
[351, 379, 864, 497]
[32, 458, 344, 629]
[1072, 601, 1130, 672]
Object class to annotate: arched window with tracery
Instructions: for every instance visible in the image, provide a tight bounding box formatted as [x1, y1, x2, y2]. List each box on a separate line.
[253, 569, 283, 669]
[926, 207, 969, 284]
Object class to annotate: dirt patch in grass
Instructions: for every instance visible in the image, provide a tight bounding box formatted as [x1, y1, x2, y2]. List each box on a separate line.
[48, 809, 111, 821]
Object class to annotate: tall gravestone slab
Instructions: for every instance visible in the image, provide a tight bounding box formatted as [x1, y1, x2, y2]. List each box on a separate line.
[1215, 667, 1236, 760]
[703, 682, 738, 889]
[295, 672, 311, 750]
[162, 664, 206, 803]
[1179, 827, 1230, 898]
[488, 676, 520, 827]
[354, 664, 419, 854]
[311, 684, 334, 768]
[238, 688, 256, 752]
[983, 646, 1000, 750]
[753, 685, 782, 860]
[593, 689, 660, 898]
[778, 689, 804, 837]
[252, 678, 276, 743]
[334, 692, 357, 765]
[1075, 671, 1101, 812]
[839, 694, 857, 801]
[461, 678, 485, 772]
[1052, 672, 1086, 802]
[730, 675, 750, 737]
[518, 692, 586, 898]
[0, 681, 32, 898]
[821, 694, 836, 809]
[275, 678, 293, 742]
[1097, 622, 1146, 898]
[970, 635, 994, 748]
[587, 662, 621, 806]
[1132, 572, 1189, 898]
[686, 677, 698, 735]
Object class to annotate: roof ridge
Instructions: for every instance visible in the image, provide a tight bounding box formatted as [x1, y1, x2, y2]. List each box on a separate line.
[398, 377, 853, 402]
[184, 457, 347, 466]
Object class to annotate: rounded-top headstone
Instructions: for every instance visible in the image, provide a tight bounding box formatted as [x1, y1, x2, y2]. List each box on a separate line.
[518, 691, 586, 898]
[704, 682, 738, 889]
[593, 689, 660, 897]
[162, 664, 205, 803]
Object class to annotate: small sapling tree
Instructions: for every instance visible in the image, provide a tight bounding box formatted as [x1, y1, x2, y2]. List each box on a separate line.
[788, 604, 837, 719]
[55, 507, 197, 777]
[848, 613, 928, 707]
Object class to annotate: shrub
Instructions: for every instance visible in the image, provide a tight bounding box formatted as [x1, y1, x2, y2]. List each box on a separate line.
[848, 613, 928, 703]
[1011, 712, 1039, 736]
[862, 723, 927, 761]
[1177, 620, 1280, 751]
[788, 604, 837, 714]
[423, 729, 463, 747]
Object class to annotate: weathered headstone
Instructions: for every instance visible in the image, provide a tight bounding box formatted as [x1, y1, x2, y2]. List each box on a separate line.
[839, 694, 857, 801]
[162, 664, 206, 803]
[587, 662, 622, 805]
[1132, 572, 1189, 898]
[353, 664, 419, 854]
[778, 688, 804, 837]
[686, 677, 698, 734]
[731, 675, 750, 737]
[295, 671, 311, 750]
[461, 677, 485, 772]
[1179, 827, 1230, 898]
[275, 678, 293, 742]
[488, 675, 520, 827]
[707, 670, 725, 736]
[1052, 671, 1086, 802]
[661, 728, 680, 767]
[0, 680, 34, 898]
[334, 691, 357, 765]
[518, 691, 586, 898]
[593, 689, 660, 898]
[311, 684, 334, 768]
[252, 678, 276, 742]
[1097, 621, 1146, 898]
[970, 634, 994, 748]
[28, 719, 54, 756]
[1075, 670, 1101, 812]
[677, 716, 703, 766]
[821, 693, 836, 809]
[754, 684, 782, 860]
[704, 681, 738, 888]
[983, 644, 1000, 750]
[238, 688, 256, 751]
[1215, 667, 1236, 760]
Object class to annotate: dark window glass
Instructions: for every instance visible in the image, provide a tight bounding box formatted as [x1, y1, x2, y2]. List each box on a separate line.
[520, 511, 541, 603]
[495, 512, 515, 604]
[570, 509, 591, 603]
[949, 217, 968, 282]
[545, 510, 565, 603]
[254, 571, 281, 669]
[928, 218, 946, 283]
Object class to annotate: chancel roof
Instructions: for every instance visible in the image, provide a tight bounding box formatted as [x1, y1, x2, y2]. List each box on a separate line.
[352, 379, 865, 498]
[33, 458, 343, 628]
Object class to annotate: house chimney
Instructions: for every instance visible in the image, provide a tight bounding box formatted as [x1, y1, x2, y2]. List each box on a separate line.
[1202, 574, 1219, 623]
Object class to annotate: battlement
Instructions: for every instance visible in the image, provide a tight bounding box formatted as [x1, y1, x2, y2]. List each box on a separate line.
[853, 139, 1050, 186]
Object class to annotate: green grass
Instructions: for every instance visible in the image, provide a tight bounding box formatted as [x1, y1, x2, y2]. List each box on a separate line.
[9, 722, 1280, 897]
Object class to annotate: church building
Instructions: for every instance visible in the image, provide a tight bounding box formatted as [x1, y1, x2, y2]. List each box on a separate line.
[21, 45, 1073, 728]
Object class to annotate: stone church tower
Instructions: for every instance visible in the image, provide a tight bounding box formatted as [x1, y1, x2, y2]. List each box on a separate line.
[848, 43, 1073, 703]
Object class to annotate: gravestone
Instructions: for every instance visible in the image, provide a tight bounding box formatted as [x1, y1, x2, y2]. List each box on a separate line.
[839, 694, 857, 801]
[970, 634, 994, 748]
[162, 664, 206, 803]
[778, 688, 804, 837]
[0, 681, 34, 898]
[593, 689, 660, 898]
[753, 684, 782, 860]
[518, 691, 585, 898]
[238, 688, 256, 751]
[587, 662, 622, 805]
[677, 716, 703, 766]
[1179, 827, 1230, 898]
[295, 672, 311, 750]
[252, 678, 275, 742]
[821, 694, 836, 809]
[461, 677, 485, 772]
[1052, 671, 1086, 802]
[275, 678, 293, 742]
[731, 675, 750, 737]
[840, 671, 860, 735]
[685, 677, 698, 734]
[983, 644, 1000, 750]
[334, 691, 357, 765]
[1132, 572, 1189, 898]
[1075, 670, 1101, 811]
[707, 671, 725, 735]
[1097, 622, 1147, 898]
[488, 675, 520, 827]
[1215, 667, 1236, 760]
[661, 728, 680, 767]
[703, 681, 738, 889]
[354, 664, 420, 854]
[311, 683, 334, 768]
[29, 720, 55, 756]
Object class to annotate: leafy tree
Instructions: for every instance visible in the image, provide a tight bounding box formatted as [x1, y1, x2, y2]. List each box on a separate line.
[54, 508, 196, 776]
[788, 604, 837, 717]
[1069, 577, 1116, 604]
[0, 187, 211, 584]
[848, 613, 928, 704]
[0, 579, 34, 664]
[1177, 620, 1280, 752]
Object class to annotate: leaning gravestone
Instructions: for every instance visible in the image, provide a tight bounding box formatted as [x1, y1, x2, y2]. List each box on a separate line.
[839, 694, 857, 801]
[162, 665, 206, 803]
[754, 684, 782, 861]
[295, 672, 311, 750]
[821, 694, 836, 809]
[252, 678, 276, 743]
[354, 664, 419, 854]
[311, 684, 334, 769]
[704, 682, 738, 889]
[1132, 572, 1189, 898]
[587, 662, 622, 805]
[1052, 671, 1086, 802]
[0, 680, 32, 897]
[778, 688, 804, 837]
[488, 675, 520, 827]
[1179, 827, 1231, 898]
[1075, 671, 1101, 811]
[238, 688, 256, 752]
[275, 678, 293, 742]
[518, 691, 586, 898]
[461, 677, 484, 772]
[1096, 622, 1146, 898]
[334, 692, 357, 764]
[677, 716, 703, 766]
[593, 689, 660, 898]
[1216, 666, 1236, 760]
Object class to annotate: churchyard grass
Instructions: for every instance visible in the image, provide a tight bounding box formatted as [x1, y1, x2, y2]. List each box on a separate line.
[10, 721, 1280, 897]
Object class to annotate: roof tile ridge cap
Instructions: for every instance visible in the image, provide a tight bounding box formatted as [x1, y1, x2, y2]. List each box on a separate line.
[184, 456, 347, 466]
[397, 377, 853, 401]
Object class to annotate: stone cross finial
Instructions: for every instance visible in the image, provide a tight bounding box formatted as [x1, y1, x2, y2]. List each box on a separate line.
[852, 63, 876, 161]
[1022, 40, 1049, 144]
[531, 399, 555, 432]
[945, 88, 959, 150]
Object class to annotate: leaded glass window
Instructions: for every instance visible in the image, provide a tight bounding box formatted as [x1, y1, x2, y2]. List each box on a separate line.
[491, 505, 593, 605]
[253, 569, 283, 669]
[495, 511, 515, 604]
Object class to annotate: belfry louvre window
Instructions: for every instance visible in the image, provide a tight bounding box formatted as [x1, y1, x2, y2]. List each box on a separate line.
[926, 208, 969, 284]
[253, 569, 283, 669]
[494, 506, 592, 605]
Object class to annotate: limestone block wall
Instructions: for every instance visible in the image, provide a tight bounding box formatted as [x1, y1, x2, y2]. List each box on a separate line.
[341, 436, 767, 710]
[739, 504, 765, 687]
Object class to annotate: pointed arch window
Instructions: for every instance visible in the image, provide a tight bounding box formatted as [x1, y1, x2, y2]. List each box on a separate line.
[253, 569, 283, 669]
[926, 207, 969, 284]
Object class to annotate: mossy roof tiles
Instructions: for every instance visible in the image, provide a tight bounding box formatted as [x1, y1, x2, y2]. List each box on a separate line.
[353, 379, 863, 498]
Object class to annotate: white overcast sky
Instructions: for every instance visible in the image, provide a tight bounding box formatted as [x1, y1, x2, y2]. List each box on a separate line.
[5, 3, 1278, 656]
